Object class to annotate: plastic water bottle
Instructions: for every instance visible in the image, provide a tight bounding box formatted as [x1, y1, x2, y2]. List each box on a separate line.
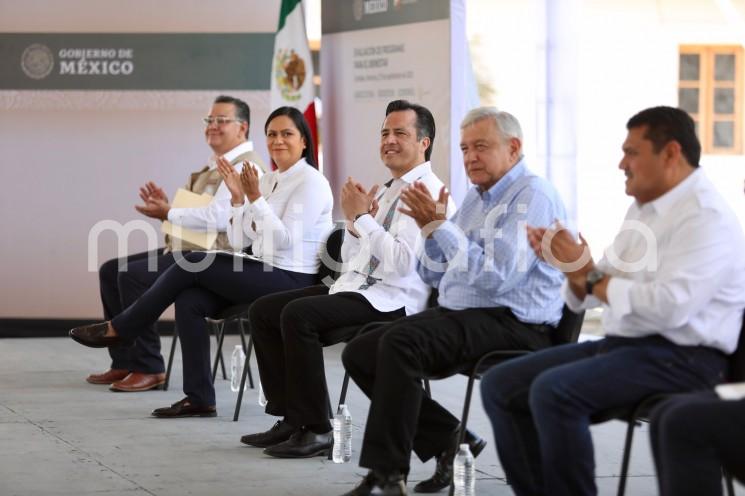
[257, 380, 267, 406]
[230, 345, 245, 393]
[332, 404, 352, 463]
[453, 443, 475, 496]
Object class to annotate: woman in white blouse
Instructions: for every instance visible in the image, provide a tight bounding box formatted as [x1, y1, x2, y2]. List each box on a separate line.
[70, 107, 333, 418]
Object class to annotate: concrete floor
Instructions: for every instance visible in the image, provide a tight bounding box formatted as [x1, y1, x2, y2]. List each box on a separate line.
[0, 335, 665, 496]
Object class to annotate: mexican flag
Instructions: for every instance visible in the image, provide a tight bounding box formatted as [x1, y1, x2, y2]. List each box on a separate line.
[271, 0, 318, 166]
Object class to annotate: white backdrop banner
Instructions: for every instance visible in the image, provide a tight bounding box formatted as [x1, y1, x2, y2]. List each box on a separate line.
[0, 0, 279, 319]
[321, 0, 474, 210]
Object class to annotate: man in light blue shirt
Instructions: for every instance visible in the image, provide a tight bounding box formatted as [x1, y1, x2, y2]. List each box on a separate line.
[340, 107, 567, 496]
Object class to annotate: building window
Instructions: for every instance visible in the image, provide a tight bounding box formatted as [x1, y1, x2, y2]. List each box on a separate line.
[678, 45, 743, 155]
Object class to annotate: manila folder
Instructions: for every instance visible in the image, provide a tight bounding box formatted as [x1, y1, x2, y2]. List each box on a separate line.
[161, 188, 218, 250]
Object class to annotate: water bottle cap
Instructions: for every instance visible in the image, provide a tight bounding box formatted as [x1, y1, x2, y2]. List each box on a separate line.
[234, 344, 242, 350]
[459, 443, 469, 449]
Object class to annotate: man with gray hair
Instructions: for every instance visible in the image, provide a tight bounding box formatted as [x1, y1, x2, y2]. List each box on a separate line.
[340, 107, 568, 496]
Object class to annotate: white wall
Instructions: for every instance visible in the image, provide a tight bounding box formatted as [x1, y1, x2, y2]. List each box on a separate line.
[466, 0, 745, 258]
[466, 0, 545, 177]
[576, 0, 745, 252]
[0, 0, 278, 319]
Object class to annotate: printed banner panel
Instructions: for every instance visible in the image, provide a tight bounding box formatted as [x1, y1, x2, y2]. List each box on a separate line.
[0, 33, 274, 90]
[321, 18, 452, 200]
[322, 0, 449, 34]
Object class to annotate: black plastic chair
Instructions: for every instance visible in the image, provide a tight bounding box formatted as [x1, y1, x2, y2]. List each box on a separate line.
[589, 311, 745, 496]
[430, 305, 585, 449]
[232, 224, 346, 421]
[335, 290, 442, 410]
[208, 306, 252, 386]
[333, 305, 584, 472]
[163, 304, 251, 391]
[406, 305, 583, 496]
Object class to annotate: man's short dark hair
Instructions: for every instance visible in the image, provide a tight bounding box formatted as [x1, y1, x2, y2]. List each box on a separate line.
[385, 100, 436, 161]
[626, 106, 701, 168]
[214, 95, 251, 139]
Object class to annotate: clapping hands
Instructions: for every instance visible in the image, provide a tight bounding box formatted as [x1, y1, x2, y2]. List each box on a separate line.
[341, 177, 380, 222]
[135, 181, 170, 220]
[399, 182, 448, 232]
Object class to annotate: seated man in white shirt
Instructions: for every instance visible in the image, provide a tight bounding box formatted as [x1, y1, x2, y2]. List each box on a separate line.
[240, 99, 456, 458]
[90, 95, 265, 393]
[480, 106, 745, 496]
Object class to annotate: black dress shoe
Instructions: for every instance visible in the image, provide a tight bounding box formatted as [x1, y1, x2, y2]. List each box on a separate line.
[413, 428, 486, 493]
[240, 420, 296, 447]
[69, 322, 129, 348]
[151, 397, 216, 418]
[340, 470, 408, 496]
[263, 427, 332, 458]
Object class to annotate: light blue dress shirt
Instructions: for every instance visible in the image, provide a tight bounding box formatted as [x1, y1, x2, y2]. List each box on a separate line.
[416, 159, 566, 325]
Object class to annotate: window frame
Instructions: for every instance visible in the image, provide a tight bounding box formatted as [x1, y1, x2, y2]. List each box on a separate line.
[678, 45, 743, 155]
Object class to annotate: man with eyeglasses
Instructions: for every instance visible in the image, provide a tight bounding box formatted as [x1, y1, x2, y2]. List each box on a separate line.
[88, 95, 265, 393]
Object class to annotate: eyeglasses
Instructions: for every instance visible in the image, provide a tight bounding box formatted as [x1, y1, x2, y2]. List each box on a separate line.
[203, 116, 243, 126]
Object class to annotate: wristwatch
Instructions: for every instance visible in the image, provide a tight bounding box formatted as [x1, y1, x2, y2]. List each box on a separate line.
[585, 269, 605, 296]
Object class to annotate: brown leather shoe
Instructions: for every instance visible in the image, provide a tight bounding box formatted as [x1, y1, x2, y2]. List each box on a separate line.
[110, 372, 166, 392]
[86, 368, 130, 385]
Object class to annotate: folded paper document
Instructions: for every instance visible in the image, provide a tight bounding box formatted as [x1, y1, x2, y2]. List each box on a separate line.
[161, 188, 218, 250]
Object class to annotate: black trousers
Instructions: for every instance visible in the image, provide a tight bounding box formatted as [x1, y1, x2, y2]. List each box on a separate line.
[341, 306, 553, 472]
[650, 391, 745, 496]
[248, 285, 405, 431]
[98, 249, 180, 373]
[111, 252, 316, 406]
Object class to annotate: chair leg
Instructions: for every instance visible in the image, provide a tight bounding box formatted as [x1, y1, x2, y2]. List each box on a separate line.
[163, 325, 179, 391]
[216, 322, 228, 380]
[233, 346, 251, 422]
[616, 418, 638, 496]
[333, 371, 351, 458]
[423, 378, 431, 398]
[443, 373, 478, 496]
[327, 394, 336, 461]
[238, 318, 248, 353]
[338, 372, 351, 409]
[211, 321, 226, 384]
[458, 374, 478, 446]
[724, 467, 736, 496]
[244, 332, 255, 389]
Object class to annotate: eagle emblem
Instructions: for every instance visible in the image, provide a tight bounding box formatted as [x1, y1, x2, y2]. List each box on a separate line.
[274, 49, 307, 102]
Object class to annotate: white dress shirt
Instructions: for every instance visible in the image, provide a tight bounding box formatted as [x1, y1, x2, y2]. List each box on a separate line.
[167, 141, 260, 231]
[227, 157, 333, 274]
[329, 161, 456, 315]
[565, 169, 745, 353]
